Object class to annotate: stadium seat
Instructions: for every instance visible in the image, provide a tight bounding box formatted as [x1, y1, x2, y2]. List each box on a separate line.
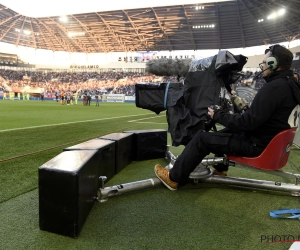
[227, 127, 297, 170]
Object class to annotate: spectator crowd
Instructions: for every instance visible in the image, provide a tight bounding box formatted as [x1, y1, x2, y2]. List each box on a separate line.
[0, 68, 299, 97]
[0, 69, 179, 96]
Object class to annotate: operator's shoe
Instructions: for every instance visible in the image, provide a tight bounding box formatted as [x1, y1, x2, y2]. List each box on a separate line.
[154, 164, 178, 191]
[212, 168, 228, 176]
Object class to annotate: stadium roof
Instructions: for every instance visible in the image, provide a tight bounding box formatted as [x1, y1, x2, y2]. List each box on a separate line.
[0, 0, 299, 53]
[0, 0, 232, 18]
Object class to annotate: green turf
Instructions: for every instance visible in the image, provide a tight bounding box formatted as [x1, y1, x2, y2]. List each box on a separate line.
[0, 100, 299, 250]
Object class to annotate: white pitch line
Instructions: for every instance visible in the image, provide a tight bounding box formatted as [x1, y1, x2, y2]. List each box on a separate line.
[0, 113, 152, 133]
[128, 116, 167, 125]
[128, 116, 164, 122]
[134, 122, 167, 124]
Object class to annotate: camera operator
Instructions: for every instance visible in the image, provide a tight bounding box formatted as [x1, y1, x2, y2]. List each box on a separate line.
[155, 45, 300, 190]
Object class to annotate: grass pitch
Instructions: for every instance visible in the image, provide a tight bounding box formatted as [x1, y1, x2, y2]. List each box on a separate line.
[0, 100, 299, 250]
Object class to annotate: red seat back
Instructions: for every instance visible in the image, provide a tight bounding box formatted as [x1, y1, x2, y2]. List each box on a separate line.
[227, 127, 297, 170]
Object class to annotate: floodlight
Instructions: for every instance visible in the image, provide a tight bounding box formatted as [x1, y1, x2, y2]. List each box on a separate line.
[278, 9, 285, 16]
[267, 13, 277, 19]
[23, 30, 31, 35]
[59, 15, 68, 22]
[68, 31, 85, 37]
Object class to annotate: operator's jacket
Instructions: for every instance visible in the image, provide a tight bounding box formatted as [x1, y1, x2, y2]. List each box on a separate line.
[213, 70, 300, 147]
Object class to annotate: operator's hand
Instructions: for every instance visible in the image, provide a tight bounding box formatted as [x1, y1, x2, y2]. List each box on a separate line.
[208, 107, 215, 119]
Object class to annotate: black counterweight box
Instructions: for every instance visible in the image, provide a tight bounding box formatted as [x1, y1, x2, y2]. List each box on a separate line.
[100, 133, 133, 174]
[64, 138, 115, 181]
[39, 150, 99, 238]
[123, 129, 167, 161]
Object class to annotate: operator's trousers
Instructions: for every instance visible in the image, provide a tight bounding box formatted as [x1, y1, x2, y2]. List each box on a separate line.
[169, 130, 265, 185]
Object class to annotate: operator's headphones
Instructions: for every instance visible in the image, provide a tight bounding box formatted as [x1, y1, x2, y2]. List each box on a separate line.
[265, 45, 279, 71]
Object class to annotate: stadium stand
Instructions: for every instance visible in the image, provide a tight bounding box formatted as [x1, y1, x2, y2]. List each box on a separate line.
[0, 69, 179, 96]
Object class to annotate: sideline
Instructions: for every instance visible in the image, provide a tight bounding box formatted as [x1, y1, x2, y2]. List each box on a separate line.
[0, 113, 152, 133]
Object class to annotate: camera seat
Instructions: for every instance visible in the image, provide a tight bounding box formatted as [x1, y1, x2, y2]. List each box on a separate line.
[227, 127, 297, 170]
[186, 127, 300, 196]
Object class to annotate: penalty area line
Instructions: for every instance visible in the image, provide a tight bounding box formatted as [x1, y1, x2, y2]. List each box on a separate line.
[0, 113, 152, 133]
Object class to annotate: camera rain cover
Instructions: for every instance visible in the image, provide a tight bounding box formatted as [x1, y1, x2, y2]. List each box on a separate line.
[135, 50, 248, 146]
[215, 50, 248, 74]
